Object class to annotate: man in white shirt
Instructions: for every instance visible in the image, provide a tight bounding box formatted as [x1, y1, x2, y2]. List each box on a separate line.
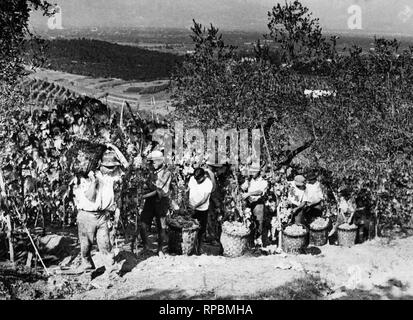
[242, 166, 269, 247]
[193, 160, 221, 245]
[71, 143, 128, 273]
[288, 172, 325, 226]
[302, 171, 324, 224]
[188, 167, 213, 254]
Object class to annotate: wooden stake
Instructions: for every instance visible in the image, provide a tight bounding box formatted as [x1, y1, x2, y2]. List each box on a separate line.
[278, 229, 283, 251]
[25, 228, 49, 276]
[26, 252, 33, 268]
[5, 215, 14, 267]
[120, 101, 125, 129]
[260, 124, 275, 178]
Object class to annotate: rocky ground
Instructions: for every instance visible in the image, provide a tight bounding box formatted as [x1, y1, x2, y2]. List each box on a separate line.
[1, 229, 413, 300]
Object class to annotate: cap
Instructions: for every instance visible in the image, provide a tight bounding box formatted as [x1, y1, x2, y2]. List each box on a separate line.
[294, 175, 306, 187]
[147, 150, 164, 161]
[101, 150, 121, 167]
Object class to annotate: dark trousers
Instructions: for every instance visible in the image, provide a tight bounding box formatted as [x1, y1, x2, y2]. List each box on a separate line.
[250, 201, 269, 247]
[140, 196, 169, 252]
[294, 206, 323, 226]
[206, 196, 220, 241]
[193, 209, 208, 250]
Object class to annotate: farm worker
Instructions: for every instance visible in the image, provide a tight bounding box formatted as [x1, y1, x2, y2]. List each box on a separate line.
[188, 167, 214, 254]
[193, 160, 221, 245]
[0, 169, 6, 199]
[140, 150, 172, 256]
[71, 144, 128, 274]
[205, 160, 222, 245]
[328, 186, 357, 239]
[353, 190, 373, 242]
[287, 175, 307, 225]
[242, 165, 269, 247]
[301, 171, 325, 224]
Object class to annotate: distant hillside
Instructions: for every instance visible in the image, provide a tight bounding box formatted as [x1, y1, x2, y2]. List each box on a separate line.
[42, 39, 183, 81]
[30, 0, 413, 34]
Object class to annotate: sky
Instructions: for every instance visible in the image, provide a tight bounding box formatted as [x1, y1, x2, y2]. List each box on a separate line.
[29, 0, 413, 35]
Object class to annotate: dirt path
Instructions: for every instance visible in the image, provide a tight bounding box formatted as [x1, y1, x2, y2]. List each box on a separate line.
[70, 235, 413, 300]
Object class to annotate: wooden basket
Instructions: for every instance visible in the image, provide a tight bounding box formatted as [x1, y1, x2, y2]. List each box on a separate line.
[337, 224, 358, 247]
[167, 223, 199, 255]
[220, 229, 250, 258]
[282, 225, 308, 254]
[309, 226, 329, 246]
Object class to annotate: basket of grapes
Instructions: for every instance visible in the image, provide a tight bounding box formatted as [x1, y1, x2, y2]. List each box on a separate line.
[282, 224, 308, 254]
[220, 221, 251, 258]
[309, 218, 330, 246]
[65, 139, 107, 176]
[337, 223, 358, 247]
[167, 215, 200, 255]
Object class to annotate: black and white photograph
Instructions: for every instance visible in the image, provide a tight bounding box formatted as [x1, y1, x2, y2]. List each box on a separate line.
[1, 0, 413, 305]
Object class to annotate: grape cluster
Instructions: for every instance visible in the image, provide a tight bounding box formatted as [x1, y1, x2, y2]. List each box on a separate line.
[310, 217, 329, 231]
[339, 223, 358, 230]
[284, 224, 307, 236]
[167, 215, 200, 230]
[222, 221, 250, 237]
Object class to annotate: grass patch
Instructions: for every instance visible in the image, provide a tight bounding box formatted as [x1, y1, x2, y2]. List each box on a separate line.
[239, 275, 330, 300]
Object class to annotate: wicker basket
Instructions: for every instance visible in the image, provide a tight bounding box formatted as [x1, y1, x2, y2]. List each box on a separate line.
[282, 225, 308, 254]
[337, 224, 358, 247]
[309, 226, 329, 246]
[167, 223, 199, 255]
[220, 229, 250, 258]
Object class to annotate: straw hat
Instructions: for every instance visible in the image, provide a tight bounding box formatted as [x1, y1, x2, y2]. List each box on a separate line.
[101, 150, 121, 167]
[147, 150, 164, 161]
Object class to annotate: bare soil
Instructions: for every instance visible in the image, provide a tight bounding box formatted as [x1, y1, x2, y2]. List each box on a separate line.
[2, 229, 413, 300]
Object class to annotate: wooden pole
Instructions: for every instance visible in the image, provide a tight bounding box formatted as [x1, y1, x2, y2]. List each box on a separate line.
[260, 124, 275, 178]
[278, 229, 283, 251]
[5, 215, 14, 267]
[25, 227, 49, 276]
[120, 101, 125, 129]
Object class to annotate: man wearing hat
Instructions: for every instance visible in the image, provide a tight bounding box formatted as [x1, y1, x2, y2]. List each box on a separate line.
[287, 175, 307, 224]
[140, 150, 172, 256]
[242, 165, 269, 247]
[72, 143, 128, 274]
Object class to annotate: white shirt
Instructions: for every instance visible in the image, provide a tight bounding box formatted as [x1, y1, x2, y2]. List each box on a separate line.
[154, 166, 172, 197]
[188, 176, 213, 211]
[303, 182, 324, 204]
[72, 171, 116, 212]
[248, 176, 268, 203]
[339, 197, 356, 216]
[288, 182, 306, 206]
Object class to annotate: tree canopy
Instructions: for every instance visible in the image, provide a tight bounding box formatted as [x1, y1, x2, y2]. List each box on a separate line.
[171, 1, 413, 232]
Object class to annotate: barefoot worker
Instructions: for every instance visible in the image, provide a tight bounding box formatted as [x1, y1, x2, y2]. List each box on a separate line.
[140, 150, 172, 256]
[69, 142, 128, 273]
